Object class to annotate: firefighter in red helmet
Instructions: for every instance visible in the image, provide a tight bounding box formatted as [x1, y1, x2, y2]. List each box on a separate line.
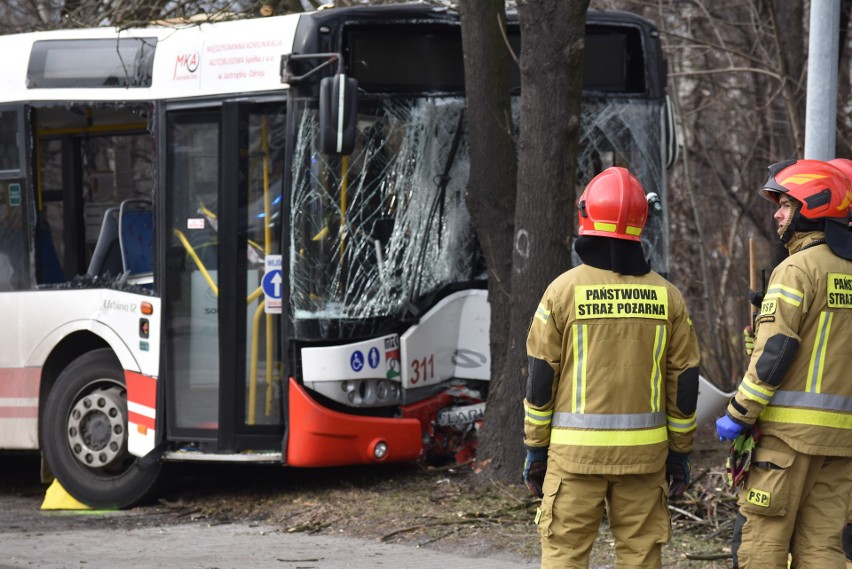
[717, 159, 852, 569]
[824, 157, 852, 568]
[828, 158, 852, 228]
[523, 166, 701, 568]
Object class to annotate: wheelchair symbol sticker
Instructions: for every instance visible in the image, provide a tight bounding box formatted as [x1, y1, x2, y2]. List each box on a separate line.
[350, 350, 364, 372]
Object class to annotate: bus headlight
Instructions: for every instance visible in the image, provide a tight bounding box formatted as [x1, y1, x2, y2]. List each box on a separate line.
[371, 440, 388, 460]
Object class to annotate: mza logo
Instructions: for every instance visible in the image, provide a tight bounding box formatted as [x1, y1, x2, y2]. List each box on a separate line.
[746, 487, 771, 508]
[174, 51, 201, 80]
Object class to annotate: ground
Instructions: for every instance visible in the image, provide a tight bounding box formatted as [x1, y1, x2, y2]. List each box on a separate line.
[147, 424, 738, 568]
[0, 426, 739, 568]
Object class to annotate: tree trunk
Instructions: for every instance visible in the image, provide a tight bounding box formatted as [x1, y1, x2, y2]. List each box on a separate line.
[458, 1, 517, 475]
[471, 0, 590, 484]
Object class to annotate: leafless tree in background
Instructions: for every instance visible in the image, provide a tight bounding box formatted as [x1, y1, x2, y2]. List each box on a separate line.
[593, 0, 852, 390]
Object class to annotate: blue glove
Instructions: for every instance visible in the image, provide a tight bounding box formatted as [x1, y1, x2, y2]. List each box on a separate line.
[666, 451, 691, 499]
[523, 447, 548, 498]
[716, 415, 746, 442]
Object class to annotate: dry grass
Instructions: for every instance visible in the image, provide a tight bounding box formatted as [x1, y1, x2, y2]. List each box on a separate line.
[156, 431, 739, 568]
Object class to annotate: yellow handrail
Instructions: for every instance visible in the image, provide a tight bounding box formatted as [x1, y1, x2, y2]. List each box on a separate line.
[248, 300, 265, 425]
[172, 228, 218, 296]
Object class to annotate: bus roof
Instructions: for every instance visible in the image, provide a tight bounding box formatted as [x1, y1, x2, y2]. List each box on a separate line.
[0, 14, 301, 103]
[0, 5, 664, 104]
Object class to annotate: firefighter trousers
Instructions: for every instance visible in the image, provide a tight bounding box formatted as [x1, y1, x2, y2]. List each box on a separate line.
[536, 460, 671, 569]
[736, 435, 852, 569]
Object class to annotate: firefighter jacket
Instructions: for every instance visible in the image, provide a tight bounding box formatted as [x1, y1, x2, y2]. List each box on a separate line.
[523, 264, 701, 475]
[726, 231, 852, 458]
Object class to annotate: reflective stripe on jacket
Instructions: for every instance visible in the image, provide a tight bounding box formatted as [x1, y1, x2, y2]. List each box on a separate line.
[523, 264, 701, 475]
[727, 232, 852, 457]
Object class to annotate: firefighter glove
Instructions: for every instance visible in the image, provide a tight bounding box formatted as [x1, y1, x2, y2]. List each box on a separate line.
[743, 326, 755, 356]
[725, 425, 760, 488]
[716, 414, 745, 442]
[523, 447, 547, 498]
[666, 451, 691, 499]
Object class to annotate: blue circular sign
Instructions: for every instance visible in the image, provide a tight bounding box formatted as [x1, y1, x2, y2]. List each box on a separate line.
[368, 347, 380, 369]
[261, 269, 283, 299]
[350, 350, 364, 372]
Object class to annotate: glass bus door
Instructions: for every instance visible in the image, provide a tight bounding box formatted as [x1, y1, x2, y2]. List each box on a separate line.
[163, 102, 285, 451]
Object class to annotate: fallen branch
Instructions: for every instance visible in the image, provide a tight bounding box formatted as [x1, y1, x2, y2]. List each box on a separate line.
[686, 552, 732, 561]
[380, 518, 489, 541]
[668, 504, 706, 523]
[417, 527, 460, 547]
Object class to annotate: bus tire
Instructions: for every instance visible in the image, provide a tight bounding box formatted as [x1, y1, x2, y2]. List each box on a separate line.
[41, 348, 162, 509]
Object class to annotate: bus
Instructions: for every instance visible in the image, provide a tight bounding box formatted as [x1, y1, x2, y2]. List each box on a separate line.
[0, 4, 687, 508]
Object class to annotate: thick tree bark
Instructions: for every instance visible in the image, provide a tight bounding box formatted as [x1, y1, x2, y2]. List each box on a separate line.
[458, 1, 517, 476]
[464, 0, 589, 484]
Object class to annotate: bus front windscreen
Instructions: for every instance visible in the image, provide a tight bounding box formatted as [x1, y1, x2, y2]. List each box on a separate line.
[290, 97, 478, 337]
[289, 95, 668, 340]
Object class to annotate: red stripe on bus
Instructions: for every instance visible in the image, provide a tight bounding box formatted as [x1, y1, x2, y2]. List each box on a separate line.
[0, 406, 38, 419]
[125, 370, 157, 408]
[0, 368, 41, 397]
[128, 410, 156, 430]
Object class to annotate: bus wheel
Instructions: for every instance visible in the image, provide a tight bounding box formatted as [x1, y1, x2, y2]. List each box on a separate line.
[42, 348, 162, 509]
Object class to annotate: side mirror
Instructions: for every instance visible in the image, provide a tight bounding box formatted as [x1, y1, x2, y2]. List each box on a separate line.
[319, 73, 358, 155]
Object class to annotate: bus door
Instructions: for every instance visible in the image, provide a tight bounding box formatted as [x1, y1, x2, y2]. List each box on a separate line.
[163, 101, 286, 451]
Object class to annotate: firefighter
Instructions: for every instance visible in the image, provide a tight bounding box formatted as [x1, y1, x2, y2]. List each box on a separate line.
[522, 167, 701, 568]
[716, 159, 852, 569]
[827, 157, 852, 568]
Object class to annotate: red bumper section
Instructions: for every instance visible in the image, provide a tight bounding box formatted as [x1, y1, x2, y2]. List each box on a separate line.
[286, 378, 423, 467]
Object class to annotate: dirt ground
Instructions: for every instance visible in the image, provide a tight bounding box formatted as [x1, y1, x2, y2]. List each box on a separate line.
[1, 425, 738, 568]
[151, 424, 739, 568]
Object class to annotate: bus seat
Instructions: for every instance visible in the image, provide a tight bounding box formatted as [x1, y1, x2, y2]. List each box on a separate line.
[37, 217, 65, 284]
[86, 207, 121, 278]
[119, 199, 154, 279]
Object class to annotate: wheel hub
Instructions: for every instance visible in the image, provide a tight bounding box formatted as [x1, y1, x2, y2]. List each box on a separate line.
[67, 386, 126, 469]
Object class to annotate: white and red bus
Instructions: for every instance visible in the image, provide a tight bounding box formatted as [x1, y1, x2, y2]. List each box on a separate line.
[0, 4, 700, 508]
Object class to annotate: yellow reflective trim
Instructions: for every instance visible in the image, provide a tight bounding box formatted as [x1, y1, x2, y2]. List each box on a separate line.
[827, 273, 852, 308]
[666, 414, 697, 433]
[524, 403, 553, 426]
[575, 284, 668, 321]
[738, 379, 771, 405]
[525, 416, 552, 426]
[572, 324, 588, 413]
[550, 426, 668, 447]
[593, 222, 617, 233]
[534, 304, 551, 324]
[649, 325, 666, 412]
[765, 284, 803, 307]
[760, 406, 852, 429]
[807, 312, 832, 393]
[626, 226, 642, 236]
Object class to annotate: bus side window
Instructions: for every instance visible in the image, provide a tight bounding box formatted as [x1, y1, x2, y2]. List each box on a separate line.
[0, 108, 31, 290]
[0, 180, 30, 291]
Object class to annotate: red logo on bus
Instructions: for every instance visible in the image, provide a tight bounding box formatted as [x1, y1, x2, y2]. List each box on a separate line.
[174, 51, 200, 79]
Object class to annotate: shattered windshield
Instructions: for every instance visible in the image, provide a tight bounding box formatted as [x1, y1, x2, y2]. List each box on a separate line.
[290, 96, 667, 334]
[291, 98, 476, 327]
